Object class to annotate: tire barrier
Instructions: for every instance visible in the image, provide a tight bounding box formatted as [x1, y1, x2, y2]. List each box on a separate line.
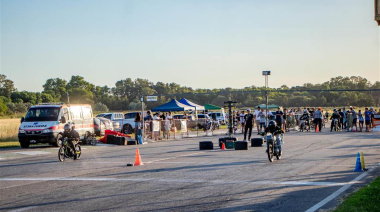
[251, 138, 264, 147]
[199, 141, 214, 150]
[235, 141, 248, 150]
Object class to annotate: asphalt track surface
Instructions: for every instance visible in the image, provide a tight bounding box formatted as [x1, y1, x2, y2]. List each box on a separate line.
[0, 129, 379, 212]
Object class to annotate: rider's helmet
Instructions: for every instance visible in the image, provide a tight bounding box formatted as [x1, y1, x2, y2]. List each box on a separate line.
[268, 120, 276, 130]
[64, 123, 71, 132]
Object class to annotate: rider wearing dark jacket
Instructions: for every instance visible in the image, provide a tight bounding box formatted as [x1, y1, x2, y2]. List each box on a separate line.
[61, 122, 80, 155]
[330, 110, 341, 131]
[299, 110, 310, 129]
[264, 120, 284, 155]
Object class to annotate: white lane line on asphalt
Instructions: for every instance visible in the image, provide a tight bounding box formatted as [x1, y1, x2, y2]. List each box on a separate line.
[8, 206, 38, 212]
[13, 151, 50, 156]
[0, 177, 348, 187]
[305, 171, 369, 212]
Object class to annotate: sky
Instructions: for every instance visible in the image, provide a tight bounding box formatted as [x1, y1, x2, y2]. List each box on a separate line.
[1, 0, 379, 92]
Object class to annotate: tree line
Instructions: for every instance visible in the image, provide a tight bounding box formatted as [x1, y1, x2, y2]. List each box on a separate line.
[0, 74, 379, 116]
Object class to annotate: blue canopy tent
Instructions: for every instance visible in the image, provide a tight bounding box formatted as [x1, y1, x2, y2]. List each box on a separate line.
[179, 98, 205, 111]
[150, 99, 195, 112]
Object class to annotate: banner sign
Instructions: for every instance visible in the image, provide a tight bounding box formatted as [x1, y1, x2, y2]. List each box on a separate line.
[372, 114, 380, 131]
[152, 120, 160, 132]
[180, 120, 187, 133]
[146, 96, 158, 102]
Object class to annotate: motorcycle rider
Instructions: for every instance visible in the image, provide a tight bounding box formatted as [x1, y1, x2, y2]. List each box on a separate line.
[330, 109, 341, 132]
[264, 120, 284, 156]
[61, 122, 80, 156]
[299, 109, 310, 131]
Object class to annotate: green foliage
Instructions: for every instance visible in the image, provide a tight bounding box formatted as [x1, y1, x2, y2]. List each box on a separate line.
[0, 97, 9, 115]
[334, 177, 380, 212]
[0, 75, 16, 97]
[94, 102, 109, 112]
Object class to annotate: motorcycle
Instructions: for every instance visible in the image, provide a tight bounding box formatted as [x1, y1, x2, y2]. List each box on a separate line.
[332, 118, 340, 132]
[58, 137, 81, 162]
[300, 119, 310, 132]
[261, 131, 282, 162]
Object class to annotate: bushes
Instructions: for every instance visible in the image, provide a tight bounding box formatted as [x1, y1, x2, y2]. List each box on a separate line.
[94, 102, 109, 112]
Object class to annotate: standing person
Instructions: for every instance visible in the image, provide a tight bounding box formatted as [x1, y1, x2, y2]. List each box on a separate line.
[342, 107, 347, 129]
[239, 111, 245, 134]
[165, 112, 173, 139]
[338, 109, 344, 130]
[145, 111, 153, 139]
[313, 107, 323, 132]
[255, 106, 261, 134]
[258, 109, 266, 133]
[370, 107, 375, 128]
[243, 109, 254, 141]
[351, 106, 358, 132]
[153, 112, 162, 140]
[282, 108, 288, 132]
[346, 110, 352, 132]
[275, 107, 284, 129]
[358, 110, 364, 132]
[364, 108, 372, 132]
[134, 112, 142, 144]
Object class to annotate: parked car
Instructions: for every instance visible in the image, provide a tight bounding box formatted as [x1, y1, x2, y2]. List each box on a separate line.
[93, 117, 114, 136]
[96, 113, 134, 134]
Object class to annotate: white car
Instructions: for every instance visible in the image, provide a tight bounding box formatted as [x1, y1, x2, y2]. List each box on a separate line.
[208, 112, 226, 125]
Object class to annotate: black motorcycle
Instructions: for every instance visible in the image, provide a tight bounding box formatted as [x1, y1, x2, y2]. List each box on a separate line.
[58, 137, 81, 162]
[261, 131, 282, 162]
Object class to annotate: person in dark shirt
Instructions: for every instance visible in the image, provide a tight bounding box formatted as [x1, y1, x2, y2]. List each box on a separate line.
[338, 109, 344, 129]
[264, 120, 284, 156]
[244, 109, 254, 141]
[299, 110, 310, 130]
[61, 122, 80, 156]
[330, 109, 341, 132]
[275, 107, 284, 128]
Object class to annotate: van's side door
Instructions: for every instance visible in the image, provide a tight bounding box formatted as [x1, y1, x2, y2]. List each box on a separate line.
[82, 106, 94, 135]
[70, 106, 84, 136]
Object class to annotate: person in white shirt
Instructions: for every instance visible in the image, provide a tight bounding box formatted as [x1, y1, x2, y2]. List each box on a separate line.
[258, 109, 266, 133]
[153, 112, 162, 140]
[254, 106, 261, 134]
[239, 111, 245, 134]
[165, 112, 172, 139]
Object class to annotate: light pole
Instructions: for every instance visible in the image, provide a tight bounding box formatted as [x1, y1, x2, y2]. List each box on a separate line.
[262, 71, 271, 127]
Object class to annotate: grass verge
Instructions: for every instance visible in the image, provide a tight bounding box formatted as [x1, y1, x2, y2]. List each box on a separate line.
[334, 176, 380, 212]
[0, 141, 20, 148]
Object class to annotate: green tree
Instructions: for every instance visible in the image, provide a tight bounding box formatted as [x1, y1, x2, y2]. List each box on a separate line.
[0, 75, 16, 97]
[43, 78, 67, 102]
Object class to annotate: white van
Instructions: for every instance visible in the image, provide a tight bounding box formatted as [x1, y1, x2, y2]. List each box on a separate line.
[18, 103, 94, 148]
[208, 111, 227, 125]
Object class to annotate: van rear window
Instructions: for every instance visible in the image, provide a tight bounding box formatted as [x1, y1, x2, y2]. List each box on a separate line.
[25, 107, 60, 122]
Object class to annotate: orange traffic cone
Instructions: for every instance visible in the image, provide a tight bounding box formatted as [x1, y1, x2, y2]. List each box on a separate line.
[221, 142, 226, 150]
[134, 148, 143, 166]
[316, 124, 319, 132]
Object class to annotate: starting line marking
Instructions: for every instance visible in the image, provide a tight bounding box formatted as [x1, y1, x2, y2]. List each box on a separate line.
[0, 177, 350, 187]
[305, 171, 369, 212]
